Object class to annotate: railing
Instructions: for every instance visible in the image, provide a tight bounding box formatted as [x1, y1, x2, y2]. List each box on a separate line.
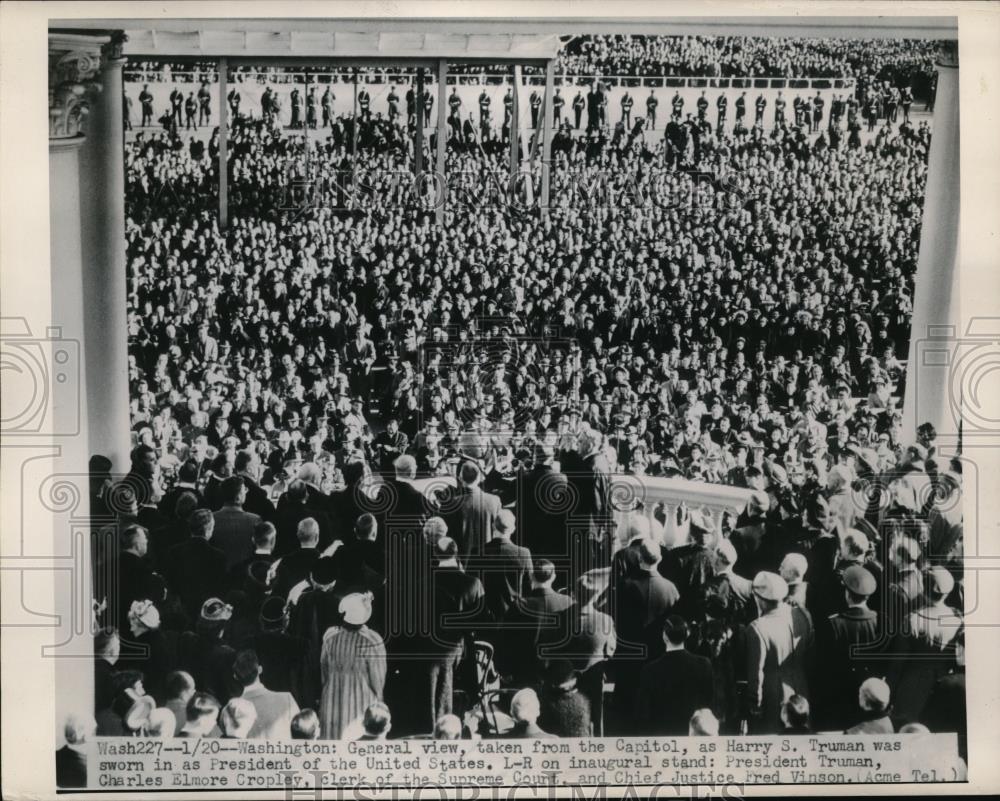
[410, 472, 752, 549]
[123, 68, 856, 93]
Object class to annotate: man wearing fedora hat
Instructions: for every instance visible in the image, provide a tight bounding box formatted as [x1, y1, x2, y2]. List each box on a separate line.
[746, 571, 813, 733]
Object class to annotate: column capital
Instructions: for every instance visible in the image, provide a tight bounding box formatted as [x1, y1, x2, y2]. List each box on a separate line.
[48, 31, 109, 141]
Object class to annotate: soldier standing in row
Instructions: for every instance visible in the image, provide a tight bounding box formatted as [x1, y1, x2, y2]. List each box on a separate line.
[227, 87, 241, 119]
[716, 93, 728, 132]
[358, 86, 371, 122]
[755, 93, 766, 125]
[197, 81, 211, 127]
[139, 84, 154, 127]
[552, 87, 564, 126]
[645, 90, 658, 129]
[671, 90, 684, 120]
[572, 90, 585, 129]
[322, 86, 334, 127]
[529, 89, 541, 128]
[735, 91, 746, 127]
[387, 85, 400, 124]
[696, 90, 709, 122]
[620, 91, 633, 127]
[184, 92, 197, 130]
[290, 87, 302, 128]
[478, 87, 491, 131]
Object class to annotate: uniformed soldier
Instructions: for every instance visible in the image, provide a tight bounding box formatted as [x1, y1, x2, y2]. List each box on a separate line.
[716, 93, 728, 131]
[696, 90, 708, 121]
[227, 87, 241, 120]
[448, 87, 462, 127]
[184, 92, 197, 130]
[503, 87, 514, 124]
[321, 86, 334, 127]
[405, 85, 415, 126]
[812, 92, 824, 133]
[139, 84, 154, 127]
[900, 86, 913, 123]
[529, 89, 541, 128]
[572, 89, 585, 129]
[620, 91, 633, 127]
[423, 90, 434, 126]
[645, 90, 658, 129]
[552, 87, 564, 126]
[671, 90, 684, 120]
[306, 86, 317, 129]
[735, 91, 746, 125]
[387, 85, 400, 123]
[478, 88, 491, 128]
[170, 87, 184, 125]
[197, 82, 211, 126]
[774, 91, 786, 126]
[290, 87, 302, 128]
[754, 93, 766, 125]
[357, 86, 371, 122]
[816, 565, 879, 730]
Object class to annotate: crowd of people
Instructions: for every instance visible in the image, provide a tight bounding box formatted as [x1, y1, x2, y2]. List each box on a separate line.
[59, 38, 965, 778]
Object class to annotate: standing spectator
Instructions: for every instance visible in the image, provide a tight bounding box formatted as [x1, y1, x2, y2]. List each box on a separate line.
[634, 615, 713, 736]
[212, 476, 262, 573]
[232, 649, 300, 739]
[319, 593, 387, 739]
[746, 572, 813, 733]
[537, 659, 592, 737]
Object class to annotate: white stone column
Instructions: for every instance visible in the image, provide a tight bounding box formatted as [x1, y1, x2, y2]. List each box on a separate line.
[902, 47, 961, 439]
[79, 33, 131, 472]
[48, 29, 109, 742]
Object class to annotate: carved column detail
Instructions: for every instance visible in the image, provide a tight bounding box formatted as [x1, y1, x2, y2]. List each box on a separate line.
[48, 32, 110, 141]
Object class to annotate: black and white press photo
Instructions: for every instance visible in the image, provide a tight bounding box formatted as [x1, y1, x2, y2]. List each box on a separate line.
[2, 3, 999, 799]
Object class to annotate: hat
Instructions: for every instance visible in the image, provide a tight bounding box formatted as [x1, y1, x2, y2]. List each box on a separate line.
[339, 592, 373, 626]
[766, 462, 788, 485]
[123, 692, 156, 732]
[859, 677, 891, 711]
[716, 538, 737, 567]
[259, 596, 287, 627]
[752, 571, 788, 602]
[89, 454, 113, 474]
[128, 600, 161, 630]
[926, 566, 955, 597]
[246, 559, 272, 587]
[843, 565, 877, 597]
[200, 598, 233, 623]
[780, 553, 808, 585]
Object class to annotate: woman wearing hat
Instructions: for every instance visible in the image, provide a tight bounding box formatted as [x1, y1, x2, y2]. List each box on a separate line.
[319, 593, 386, 739]
[126, 599, 174, 702]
